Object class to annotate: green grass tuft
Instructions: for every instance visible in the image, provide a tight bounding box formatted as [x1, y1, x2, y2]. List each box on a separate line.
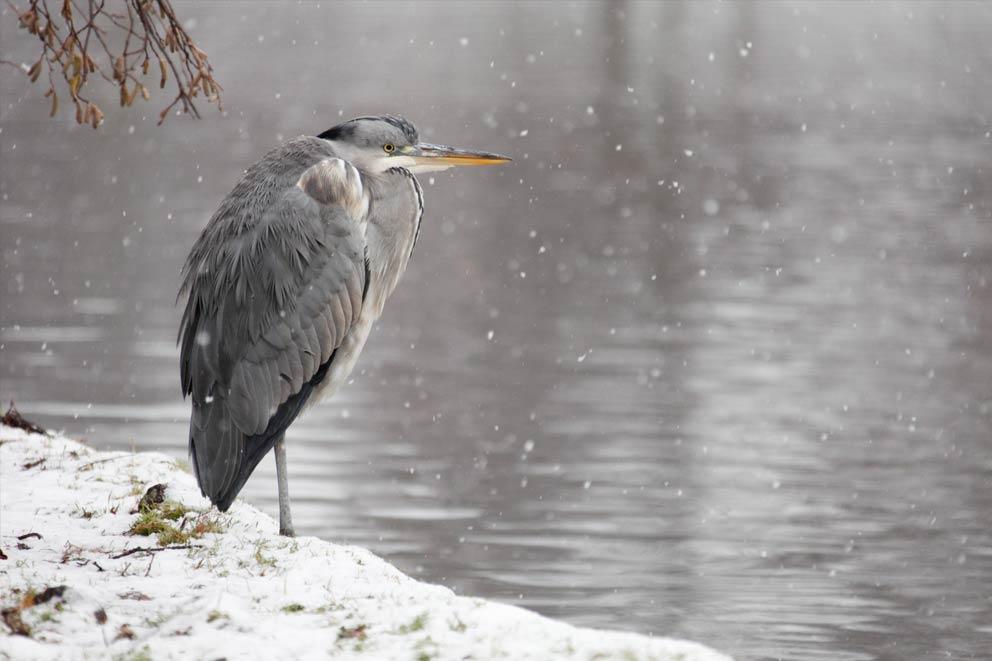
[128, 499, 223, 546]
[128, 509, 173, 537]
[169, 458, 191, 473]
[253, 541, 276, 569]
[206, 610, 228, 623]
[399, 612, 429, 634]
[155, 525, 190, 546]
[158, 500, 190, 521]
[124, 646, 153, 661]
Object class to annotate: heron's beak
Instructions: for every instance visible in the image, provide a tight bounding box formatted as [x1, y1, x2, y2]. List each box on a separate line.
[408, 143, 511, 167]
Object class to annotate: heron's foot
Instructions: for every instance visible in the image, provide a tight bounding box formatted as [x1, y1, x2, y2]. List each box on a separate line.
[278, 501, 295, 536]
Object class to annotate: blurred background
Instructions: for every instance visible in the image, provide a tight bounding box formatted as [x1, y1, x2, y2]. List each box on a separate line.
[2, 2, 991, 659]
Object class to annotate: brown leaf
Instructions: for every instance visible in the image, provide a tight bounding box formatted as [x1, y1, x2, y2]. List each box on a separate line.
[1, 607, 29, 636]
[94, 608, 107, 624]
[337, 624, 367, 640]
[31, 586, 67, 606]
[191, 45, 208, 66]
[18, 10, 39, 35]
[115, 623, 135, 640]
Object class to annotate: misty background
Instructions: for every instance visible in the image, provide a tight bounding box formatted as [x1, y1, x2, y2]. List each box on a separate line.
[2, 2, 990, 659]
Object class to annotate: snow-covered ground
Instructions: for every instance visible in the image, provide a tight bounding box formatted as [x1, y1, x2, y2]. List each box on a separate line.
[0, 424, 731, 661]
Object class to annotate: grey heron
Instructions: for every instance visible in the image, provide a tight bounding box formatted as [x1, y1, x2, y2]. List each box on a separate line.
[178, 116, 509, 536]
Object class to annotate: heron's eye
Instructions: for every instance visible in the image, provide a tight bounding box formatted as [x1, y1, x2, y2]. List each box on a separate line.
[383, 143, 395, 153]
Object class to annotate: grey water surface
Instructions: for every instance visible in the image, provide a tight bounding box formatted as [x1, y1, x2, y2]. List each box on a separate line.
[2, 2, 991, 659]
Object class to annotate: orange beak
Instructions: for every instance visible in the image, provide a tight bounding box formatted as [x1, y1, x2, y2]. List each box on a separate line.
[408, 143, 511, 167]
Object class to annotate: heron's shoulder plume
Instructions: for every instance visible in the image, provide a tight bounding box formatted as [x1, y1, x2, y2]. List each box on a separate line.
[297, 158, 369, 220]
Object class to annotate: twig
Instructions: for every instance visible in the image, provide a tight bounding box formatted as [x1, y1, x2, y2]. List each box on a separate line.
[77, 455, 131, 470]
[110, 544, 200, 559]
[3, 0, 221, 127]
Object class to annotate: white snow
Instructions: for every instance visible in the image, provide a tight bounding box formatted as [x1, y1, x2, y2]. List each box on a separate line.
[0, 425, 731, 661]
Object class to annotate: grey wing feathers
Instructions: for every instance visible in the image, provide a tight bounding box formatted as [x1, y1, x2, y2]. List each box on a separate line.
[179, 146, 367, 510]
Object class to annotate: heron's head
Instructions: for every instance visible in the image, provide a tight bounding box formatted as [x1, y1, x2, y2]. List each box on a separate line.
[317, 115, 510, 175]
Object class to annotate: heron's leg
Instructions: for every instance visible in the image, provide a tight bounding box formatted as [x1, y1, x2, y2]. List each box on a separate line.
[274, 435, 295, 537]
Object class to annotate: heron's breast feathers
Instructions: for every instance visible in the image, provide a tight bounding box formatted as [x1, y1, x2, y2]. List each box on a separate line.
[296, 157, 370, 224]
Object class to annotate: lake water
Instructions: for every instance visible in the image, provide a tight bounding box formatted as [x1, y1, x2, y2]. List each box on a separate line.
[2, 2, 990, 659]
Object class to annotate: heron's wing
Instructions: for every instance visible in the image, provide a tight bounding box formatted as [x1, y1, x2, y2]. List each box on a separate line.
[179, 156, 368, 508]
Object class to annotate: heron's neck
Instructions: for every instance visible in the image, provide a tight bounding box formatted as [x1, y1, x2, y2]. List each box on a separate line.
[362, 168, 423, 315]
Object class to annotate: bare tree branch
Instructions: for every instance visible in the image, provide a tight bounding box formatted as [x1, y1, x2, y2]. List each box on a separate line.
[2, 0, 223, 127]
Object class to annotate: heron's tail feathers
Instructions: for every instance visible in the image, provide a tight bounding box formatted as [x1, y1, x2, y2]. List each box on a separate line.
[189, 394, 281, 512]
[189, 354, 336, 512]
[189, 394, 239, 511]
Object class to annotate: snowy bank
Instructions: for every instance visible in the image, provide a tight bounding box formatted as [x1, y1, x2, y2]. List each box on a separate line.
[0, 424, 731, 661]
